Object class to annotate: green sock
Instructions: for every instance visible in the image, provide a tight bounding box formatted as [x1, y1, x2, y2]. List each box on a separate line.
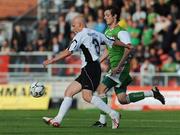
[100, 96, 108, 115]
[128, 92, 145, 102]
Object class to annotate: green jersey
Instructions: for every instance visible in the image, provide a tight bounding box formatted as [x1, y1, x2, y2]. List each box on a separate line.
[104, 26, 131, 71]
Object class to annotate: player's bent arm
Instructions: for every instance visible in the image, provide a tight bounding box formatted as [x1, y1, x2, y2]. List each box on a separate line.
[111, 45, 134, 74]
[115, 30, 133, 49]
[43, 49, 72, 67]
[100, 48, 109, 63]
[116, 45, 133, 68]
[113, 40, 132, 49]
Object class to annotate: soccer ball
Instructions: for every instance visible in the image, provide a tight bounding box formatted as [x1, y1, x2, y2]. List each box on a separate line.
[30, 82, 45, 98]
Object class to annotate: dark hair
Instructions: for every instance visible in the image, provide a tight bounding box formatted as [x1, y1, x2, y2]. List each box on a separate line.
[105, 6, 121, 21]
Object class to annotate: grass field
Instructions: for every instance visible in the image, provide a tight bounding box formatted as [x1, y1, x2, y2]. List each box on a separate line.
[0, 109, 180, 135]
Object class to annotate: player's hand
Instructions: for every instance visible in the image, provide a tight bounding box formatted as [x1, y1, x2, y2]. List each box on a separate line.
[43, 59, 53, 68]
[127, 44, 133, 50]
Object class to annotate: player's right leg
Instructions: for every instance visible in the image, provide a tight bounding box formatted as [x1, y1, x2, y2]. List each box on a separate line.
[91, 83, 108, 127]
[43, 81, 82, 127]
[82, 89, 120, 129]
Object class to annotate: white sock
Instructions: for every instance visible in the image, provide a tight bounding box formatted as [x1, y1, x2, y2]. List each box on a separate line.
[54, 97, 73, 123]
[144, 91, 153, 97]
[90, 96, 112, 114]
[99, 114, 106, 124]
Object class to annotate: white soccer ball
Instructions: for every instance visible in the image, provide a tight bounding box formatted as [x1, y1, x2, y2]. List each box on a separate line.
[30, 82, 45, 98]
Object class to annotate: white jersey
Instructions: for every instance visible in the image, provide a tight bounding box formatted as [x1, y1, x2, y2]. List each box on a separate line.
[68, 28, 115, 67]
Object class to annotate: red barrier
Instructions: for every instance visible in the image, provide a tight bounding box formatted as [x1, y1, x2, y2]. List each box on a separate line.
[0, 55, 9, 84]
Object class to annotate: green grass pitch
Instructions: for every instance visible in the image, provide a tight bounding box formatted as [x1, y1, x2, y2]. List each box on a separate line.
[0, 109, 180, 135]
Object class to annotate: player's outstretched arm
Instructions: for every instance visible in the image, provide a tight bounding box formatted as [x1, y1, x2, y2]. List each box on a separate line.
[43, 49, 72, 67]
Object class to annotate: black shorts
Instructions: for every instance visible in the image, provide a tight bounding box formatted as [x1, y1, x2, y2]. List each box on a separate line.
[75, 61, 101, 92]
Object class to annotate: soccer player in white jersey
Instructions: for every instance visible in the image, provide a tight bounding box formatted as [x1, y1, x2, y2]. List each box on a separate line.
[42, 15, 132, 129]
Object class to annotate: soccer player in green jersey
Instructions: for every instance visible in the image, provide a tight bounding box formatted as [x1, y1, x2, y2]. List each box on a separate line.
[92, 6, 165, 127]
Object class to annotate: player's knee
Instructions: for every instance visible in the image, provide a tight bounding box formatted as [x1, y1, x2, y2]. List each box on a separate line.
[117, 93, 128, 104]
[64, 91, 74, 97]
[82, 95, 91, 103]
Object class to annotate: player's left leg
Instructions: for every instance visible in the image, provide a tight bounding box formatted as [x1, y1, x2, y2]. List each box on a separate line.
[43, 81, 82, 127]
[115, 75, 145, 104]
[115, 76, 165, 104]
[116, 87, 165, 105]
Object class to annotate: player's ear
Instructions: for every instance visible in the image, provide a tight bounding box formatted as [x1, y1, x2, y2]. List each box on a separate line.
[79, 22, 84, 29]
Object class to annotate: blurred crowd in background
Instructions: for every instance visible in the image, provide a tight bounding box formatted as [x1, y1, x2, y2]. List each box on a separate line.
[0, 0, 179, 76]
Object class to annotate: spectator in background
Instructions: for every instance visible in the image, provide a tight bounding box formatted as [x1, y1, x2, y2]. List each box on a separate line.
[37, 18, 51, 48]
[95, 8, 106, 33]
[170, 2, 179, 21]
[141, 25, 154, 47]
[54, 0, 63, 14]
[96, 8, 104, 20]
[140, 58, 156, 86]
[35, 38, 46, 51]
[147, 7, 158, 27]
[87, 15, 96, 29]
[94, 17, 106, 33]
[127, 21, 141, 46]
[169, 42, 179, 62]
[120, 6, 131, 20]
[173, 18, 180, 49]
[88, 0, 102, 10]
[36, 46, 47, 71]
[175, 52, 180, 64]
[161, 16, 176, 53]
[82, 2, 93, 21]
[153, 0, 170, 17]
[130, 57, 140, 72]
[0, 29, 5, 49]
[132, 5, 146, 22]
[11, 25, 27, 52]
[75, 0, 84, 10]
[58, 34, 67, 51]
[154, 16, 171, 34]
[149, 48, 161, 68]
[50, 37, 60, 54]
[161, 56, 178, 72]
[55, 14, 70, 38]
[79, 1, 95, 21]
[135, 44, 144, 63]
[157, 48, 169, 67]
[1, 39, 10, 54]
[24, 43, 34, 52]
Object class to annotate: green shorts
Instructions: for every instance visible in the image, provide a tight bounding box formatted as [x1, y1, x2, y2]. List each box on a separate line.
[102, 71, 132, 94]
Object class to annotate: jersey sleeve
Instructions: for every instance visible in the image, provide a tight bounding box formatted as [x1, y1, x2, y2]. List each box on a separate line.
[117, 31, 131, 44]
[67, 33, 82, 52]
[99, 32, 115, 47]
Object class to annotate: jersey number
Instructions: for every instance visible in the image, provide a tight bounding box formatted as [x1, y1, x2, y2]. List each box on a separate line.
[92, 38, 100, 55]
